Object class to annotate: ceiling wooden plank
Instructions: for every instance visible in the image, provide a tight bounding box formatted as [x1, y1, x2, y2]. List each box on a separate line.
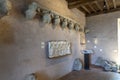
[81, 5, 91, 14]
[68, 1, 82, 5]
[67, 0, 120, 17]
[68, 0, 103, 9]
[94, 1, 103, 11]
[68, 0, 94, 5]
[87, 6, 120, 17]
[105, 0, 110, 10]
[87, 3, 96, 12]
[112, 0, 117, 8]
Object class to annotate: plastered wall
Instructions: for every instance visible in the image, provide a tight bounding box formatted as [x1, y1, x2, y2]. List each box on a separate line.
[0, 0, 85, 80]
[86, 11, 120, 64]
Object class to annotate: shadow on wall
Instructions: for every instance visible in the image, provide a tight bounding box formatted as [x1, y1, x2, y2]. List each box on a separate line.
[0, 20, 14, 44]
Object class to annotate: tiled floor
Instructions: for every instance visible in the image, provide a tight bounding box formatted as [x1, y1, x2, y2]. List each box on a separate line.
[58, 68, 120, 80]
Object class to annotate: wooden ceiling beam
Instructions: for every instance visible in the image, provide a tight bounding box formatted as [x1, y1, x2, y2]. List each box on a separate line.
[68, 0, 94, 5]
[81, 5, 91, 14]
[68, 1, 82, 5]
[105, 0, 110, 10]
[94, 1, 103, 11]
[68, 0, 103, 9]
[112, 0, 117, 8]
[87, 3, 96, 12]
[87, 6, 120, 17]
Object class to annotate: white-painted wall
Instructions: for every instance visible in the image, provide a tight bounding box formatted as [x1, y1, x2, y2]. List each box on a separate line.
[86, 11, 120, 64]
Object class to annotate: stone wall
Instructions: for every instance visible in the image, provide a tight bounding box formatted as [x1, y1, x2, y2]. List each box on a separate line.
[0, 0, 85, 80]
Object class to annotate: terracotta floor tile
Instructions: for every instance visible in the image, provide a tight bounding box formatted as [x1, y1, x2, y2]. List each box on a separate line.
[58, 68, 120, 80]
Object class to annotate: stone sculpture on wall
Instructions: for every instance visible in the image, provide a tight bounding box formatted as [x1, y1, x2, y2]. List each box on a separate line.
[0, 1, 83, 32]
[75, 24, 80, 31]
[24, 2, 83, 33]
[48, 41, 71, 58]
[42, 10, 52, 23]
[0, 0, 12, 18]
[25, 2, 38, 19]
[61, 18, 68, 29]
[68, 21, 74, 30]
[52, 14, 60, 25]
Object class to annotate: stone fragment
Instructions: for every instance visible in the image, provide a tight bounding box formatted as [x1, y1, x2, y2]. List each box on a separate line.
[73, 58, 82, 71]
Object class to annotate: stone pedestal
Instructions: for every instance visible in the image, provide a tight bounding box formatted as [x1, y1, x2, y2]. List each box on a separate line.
[84, 54, 90, 70]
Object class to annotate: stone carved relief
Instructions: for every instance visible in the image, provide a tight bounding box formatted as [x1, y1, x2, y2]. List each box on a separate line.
[0, 0, 12, 18]
[48, 41, 71, 58]
[68, 21, 74, 30]
[25, 2, 38, 19]
[61, 18, 68, 29]
[52, 14, 60, 25]
[42, 10, 52, 23]
[24, 2, 84, 33]
[74, 24, 80, 31]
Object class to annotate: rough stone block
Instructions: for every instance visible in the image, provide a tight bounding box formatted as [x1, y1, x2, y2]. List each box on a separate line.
[73, 58, 82, 71]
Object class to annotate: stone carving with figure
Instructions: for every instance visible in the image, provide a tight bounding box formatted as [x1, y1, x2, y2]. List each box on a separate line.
[61, 18, 68, 29]
[53, 14, 60, 25]
[68, 21, 74, 30]
[75, 24, 80, 31]
[42, 10, 52, 23]
[24, 2, 83, 33]
[25, 2, 38, 19]
[48, 41, 71, 58]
